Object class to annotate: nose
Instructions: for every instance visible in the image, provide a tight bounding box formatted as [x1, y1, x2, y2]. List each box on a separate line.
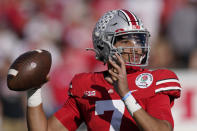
[133, 46, 142, 54]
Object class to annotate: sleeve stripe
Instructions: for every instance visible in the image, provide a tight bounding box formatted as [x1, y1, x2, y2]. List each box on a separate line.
[155, 86, 181, 93]
[156, 79, 180, 85]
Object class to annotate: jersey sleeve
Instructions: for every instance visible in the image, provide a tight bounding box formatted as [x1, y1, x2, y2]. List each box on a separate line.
[54, 74, 84, 131]
[146, 94, 174, 128]
[154, 69, 181, 99]
[54, 96, 83, 131]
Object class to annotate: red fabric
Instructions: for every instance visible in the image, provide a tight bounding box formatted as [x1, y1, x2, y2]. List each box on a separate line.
[154, 69, 181, 98]
[55, 94, 174, 130]
[126, 65, 141, 74]
[55, 68, 181, 130]
[146, 94, 174, 128]
[54, 97, 83, 131]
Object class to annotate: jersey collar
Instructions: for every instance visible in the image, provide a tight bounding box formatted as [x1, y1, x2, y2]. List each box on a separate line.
[126, 66, 142, 74]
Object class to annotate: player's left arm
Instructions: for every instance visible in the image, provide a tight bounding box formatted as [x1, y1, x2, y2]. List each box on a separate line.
[107, 53, 173, 131]
[133, 110, 173, 131]
[132, 94, 173, 131]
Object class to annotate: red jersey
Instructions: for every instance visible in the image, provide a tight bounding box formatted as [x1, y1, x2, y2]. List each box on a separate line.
[55, 68, 181, 131]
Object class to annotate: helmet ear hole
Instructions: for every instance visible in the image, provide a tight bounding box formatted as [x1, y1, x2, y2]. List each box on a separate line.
[97, 44, 104, 50]
[141, 54, 147, 64]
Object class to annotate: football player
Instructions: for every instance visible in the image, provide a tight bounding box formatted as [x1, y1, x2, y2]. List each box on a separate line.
[27, 9, 181, 131]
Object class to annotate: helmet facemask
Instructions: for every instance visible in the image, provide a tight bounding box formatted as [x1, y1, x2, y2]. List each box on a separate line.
[112, 31, 150, 66]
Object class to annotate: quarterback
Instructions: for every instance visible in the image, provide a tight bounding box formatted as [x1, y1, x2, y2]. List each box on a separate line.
[27, 9, 181, 131]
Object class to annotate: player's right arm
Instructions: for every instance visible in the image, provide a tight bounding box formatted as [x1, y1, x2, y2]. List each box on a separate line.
[27, 76, 83, 131]
[26, 88, 69, 131]
[27, 104, 69, 131]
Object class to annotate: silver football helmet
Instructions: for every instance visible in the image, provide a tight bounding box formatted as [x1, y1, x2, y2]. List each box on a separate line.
[90, 9, 150, 66]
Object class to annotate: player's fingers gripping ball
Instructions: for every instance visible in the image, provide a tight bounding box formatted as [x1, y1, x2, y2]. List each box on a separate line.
[7, 49, 52, 91]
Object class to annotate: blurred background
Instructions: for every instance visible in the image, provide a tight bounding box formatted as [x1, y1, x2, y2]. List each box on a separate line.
[0, 0, 197, 131]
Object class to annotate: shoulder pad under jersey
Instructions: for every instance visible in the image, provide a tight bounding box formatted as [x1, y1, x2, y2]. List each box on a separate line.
[68, 73, 93, 97]
[153, 69, 181, 98]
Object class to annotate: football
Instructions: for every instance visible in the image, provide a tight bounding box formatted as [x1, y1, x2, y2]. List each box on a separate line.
[7, 49, 52, 91]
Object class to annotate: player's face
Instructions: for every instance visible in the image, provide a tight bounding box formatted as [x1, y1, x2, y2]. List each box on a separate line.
[114, 34, 144, 64]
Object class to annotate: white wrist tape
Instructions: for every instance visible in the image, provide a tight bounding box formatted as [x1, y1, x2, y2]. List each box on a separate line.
[122, 92, 141, 116]
[27, 88, 42, 107]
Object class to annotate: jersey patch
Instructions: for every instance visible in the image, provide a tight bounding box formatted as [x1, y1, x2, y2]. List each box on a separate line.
[135, 73, 153, 88]
[84, 90, 96, 97]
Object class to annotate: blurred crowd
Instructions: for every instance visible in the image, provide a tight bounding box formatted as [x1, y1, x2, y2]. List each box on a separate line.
[0, 0, 196, 131]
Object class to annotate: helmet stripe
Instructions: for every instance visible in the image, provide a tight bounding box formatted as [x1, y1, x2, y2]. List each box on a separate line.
[121, 9, 137, 26]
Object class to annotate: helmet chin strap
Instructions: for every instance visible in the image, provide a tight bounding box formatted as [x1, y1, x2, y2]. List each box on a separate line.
[139, 55, 146, 64]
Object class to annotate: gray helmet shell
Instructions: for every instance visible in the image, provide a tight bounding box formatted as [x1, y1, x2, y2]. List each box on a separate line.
[92, 9, 150, 66]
